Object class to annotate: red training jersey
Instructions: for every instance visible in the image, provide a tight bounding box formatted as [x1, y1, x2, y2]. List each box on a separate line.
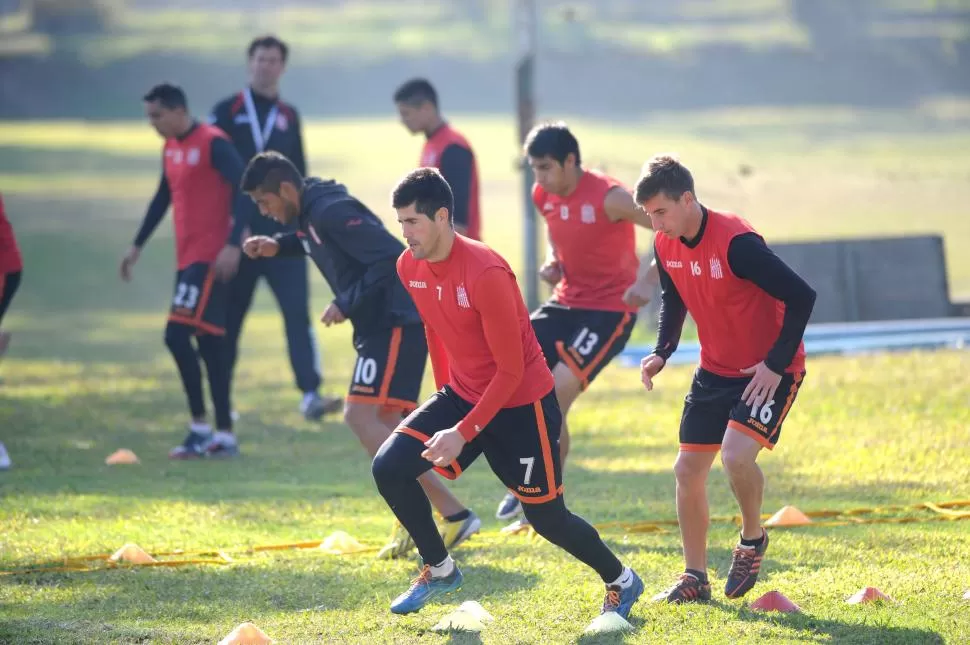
[653, 209, 806, 376]
[398, 235, 554, 441]
[421, 124, 482, 241]
[533, 170, 639, 312]
[164, 124, 233, 269]
[0, 194, 23, 275]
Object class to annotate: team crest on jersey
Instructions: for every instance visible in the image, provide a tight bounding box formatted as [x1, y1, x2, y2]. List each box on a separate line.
[709, 257, 724, 279]
[456, 284, 470, 309]
[543, 201, 554, 212]
[186, 148, 200, 165]
[580, 203, 596, 224]
[276, 113, 288, 131]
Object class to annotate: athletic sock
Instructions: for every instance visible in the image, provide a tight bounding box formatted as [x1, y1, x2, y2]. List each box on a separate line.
[740, 531, 765, 549]
[444, 509, 471, 523]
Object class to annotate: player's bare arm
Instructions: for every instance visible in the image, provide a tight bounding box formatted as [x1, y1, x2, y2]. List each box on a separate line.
[539, 227, 561, 285]
[603, 186, 653, 229]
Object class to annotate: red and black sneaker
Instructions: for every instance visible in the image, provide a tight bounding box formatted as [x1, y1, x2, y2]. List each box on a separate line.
[724, 529, 770, 599]
[651, 573, 712, 604]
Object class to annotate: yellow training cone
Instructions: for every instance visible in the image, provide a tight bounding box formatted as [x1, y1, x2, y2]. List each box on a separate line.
[109, 543, 156, 564]
[218, 622, 273, 645]
[431, 609, 486, 633]
[319, 531, 367, 555]
[105, 449, 140, 465]
[764, 505, 812, 527]
[584, 611, 632, 634]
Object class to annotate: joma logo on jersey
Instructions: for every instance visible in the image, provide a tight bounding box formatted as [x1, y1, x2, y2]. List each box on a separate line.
[409, 280, 427, 289]
[665, 260, 683, 269]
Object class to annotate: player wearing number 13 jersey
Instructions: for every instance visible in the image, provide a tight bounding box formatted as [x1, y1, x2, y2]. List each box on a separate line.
[635, 156, 816, 604]
[495, 122, 661, 529]
[121, 83, 252, 460]
[373, 168, 644, 622]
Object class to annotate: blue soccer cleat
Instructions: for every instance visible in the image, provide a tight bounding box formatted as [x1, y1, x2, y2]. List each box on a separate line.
[601, 568, 644, 620]
[390, 564, 463, 615]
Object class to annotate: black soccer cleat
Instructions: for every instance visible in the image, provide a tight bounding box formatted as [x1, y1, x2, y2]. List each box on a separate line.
[652, 573, 712, 604]
[724, 529, 769, 599]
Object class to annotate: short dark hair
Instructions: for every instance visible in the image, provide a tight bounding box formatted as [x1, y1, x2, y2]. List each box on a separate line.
[393, 78, 438, 109]
[241, 151, 303, 194]
[142, 83, 187, 110]
[391, 167, 453, 223]
[634, 155, 695, 204]
[248, 35, 288, 61]
[525, 121, 581, 166]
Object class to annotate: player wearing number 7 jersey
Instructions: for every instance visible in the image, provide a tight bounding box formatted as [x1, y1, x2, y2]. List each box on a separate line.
[635, 155, 816, 604]
[238, 151, 480, 560]
[375, 167, 643, 623]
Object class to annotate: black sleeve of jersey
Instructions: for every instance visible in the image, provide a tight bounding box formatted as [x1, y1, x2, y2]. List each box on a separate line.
[437, 144, 473, 229]
[273, 231, 305, 257]
[727, 233, 817, 374]
[289, 107, 307, 176]
[133, 172, 171, 248]
[210, 137, 252, 246]
[310, 201, 401, 316]
[652, 249, 688, 366]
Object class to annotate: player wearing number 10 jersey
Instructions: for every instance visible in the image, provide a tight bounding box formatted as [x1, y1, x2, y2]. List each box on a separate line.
[121, 83, 251, 460]
[239, 151, 480, 560]
[636, 155, 816, 604]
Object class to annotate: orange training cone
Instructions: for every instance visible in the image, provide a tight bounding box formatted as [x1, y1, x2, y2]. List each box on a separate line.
[764, 505, 812, 527]
[847, 587, 893, 604]
[105, 449, 140, 465]
[218, 622, 273, 645]
[109, 543, 156, 564]
[750, 590, 801, 613]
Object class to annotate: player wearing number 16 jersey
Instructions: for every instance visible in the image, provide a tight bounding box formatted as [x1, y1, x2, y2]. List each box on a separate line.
[120, 83, 251, 460]
[373, 168, 643, 623]
[238, 151, 479, 560]
[636, 155, 816, 604]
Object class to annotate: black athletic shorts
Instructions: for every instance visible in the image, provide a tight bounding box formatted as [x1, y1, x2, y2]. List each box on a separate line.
[531, 301, 636, 390]
[347, 324, 427, 412]
[395, 386, 564, 505]
[680, 367, 806, 452]
[168, 262, 227, 335]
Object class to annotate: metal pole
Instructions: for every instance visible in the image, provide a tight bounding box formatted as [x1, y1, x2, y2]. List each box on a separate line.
[515, 0, 538, 309]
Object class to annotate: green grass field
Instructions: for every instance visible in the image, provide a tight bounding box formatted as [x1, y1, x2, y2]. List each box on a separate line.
[1, 108, 970, 643]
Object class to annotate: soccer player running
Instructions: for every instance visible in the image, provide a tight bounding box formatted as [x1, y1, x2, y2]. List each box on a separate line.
[210, 35, 340, 421]
[120, 83, 250, 459]
[393, 78, 482, 240]
[0, 192, 22, 470]
[496, 122, 659, 529]
[237, 152, 480, 559]
[635, 156, 816, 603]
[373, 167, 644, 621]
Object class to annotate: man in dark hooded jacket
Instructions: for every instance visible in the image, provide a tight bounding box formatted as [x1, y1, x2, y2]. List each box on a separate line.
[240, 151, 481, 559]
